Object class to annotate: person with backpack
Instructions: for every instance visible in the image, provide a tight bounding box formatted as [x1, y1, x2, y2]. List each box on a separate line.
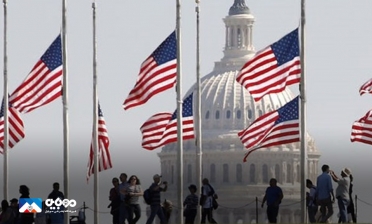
[306, 179, 318, 223]
[200, 178, 217, 224]
[145, 174, 168, 224]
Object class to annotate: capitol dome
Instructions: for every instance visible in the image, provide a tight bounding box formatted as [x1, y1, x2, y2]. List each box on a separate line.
[157, 1, 321, 223]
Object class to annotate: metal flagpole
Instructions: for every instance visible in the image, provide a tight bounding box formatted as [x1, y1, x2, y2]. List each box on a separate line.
[176, 0, 184, 223]
[195, 1, 202, 223]
[92, 1, 99, 224]
[300, 0, 307, 223]
[62, 0, 70, 223]
[2, 0, 9, 201]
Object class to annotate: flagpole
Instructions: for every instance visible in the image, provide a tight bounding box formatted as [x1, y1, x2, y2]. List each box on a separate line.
[300, 0, 307, 223]
[2, 0, 9, 201]
[61, 0, 70, 223]
[176, 0, 184, 223]
[195, 1, 202, 224]
[92, 1, 99, 224]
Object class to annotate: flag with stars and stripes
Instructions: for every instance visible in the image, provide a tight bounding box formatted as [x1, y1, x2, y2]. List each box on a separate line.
[236, 28, 301, 102]
[9, 34, 63, 113]
[359, 78, 372, 96]
[140, 92, 194, 150]
[0, 95, 25, 151]
[86, 103, 112, 182]
[238, 96, 300, 162]
[123, 31, 177, 110]
[350, 109, 372, 145]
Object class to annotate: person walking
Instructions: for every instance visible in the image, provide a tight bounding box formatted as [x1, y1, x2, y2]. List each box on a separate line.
[330, 168, 351, 223]
[261, 178, 283, 223]
[200, 178, 217, 224]
[316, 164, 335, 223]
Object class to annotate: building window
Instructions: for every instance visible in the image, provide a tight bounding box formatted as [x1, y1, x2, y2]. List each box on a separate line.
[236, 164, 242, 183]
[226, 110, 231, 119]
[171, 165, 174, 184]
[237, 110, 241, 119]
[187, 164, 192, 183]
[297, 164, 300, 182]
[248, 109, 252, 119]
[210, 164, 216, 183]
[249, 164, 255, 183]
[262, 164, 268, 183]
[215, 110, 220, 119]
[287, 164, 292, 183]
[237, 28, 242, 48]
[205, 111, 210, 119]
[223, 164, 229, 183]
[275, 164, 280, 183]
[258, 109, 263, 116]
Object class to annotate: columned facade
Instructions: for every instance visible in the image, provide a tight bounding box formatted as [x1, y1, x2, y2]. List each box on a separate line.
[151, 1, 321, 223]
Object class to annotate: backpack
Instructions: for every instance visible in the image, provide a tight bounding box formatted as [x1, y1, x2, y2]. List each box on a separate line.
[143, 188, 152, 205]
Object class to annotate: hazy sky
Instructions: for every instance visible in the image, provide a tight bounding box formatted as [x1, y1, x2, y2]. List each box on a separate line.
[1, 0, 372, 223]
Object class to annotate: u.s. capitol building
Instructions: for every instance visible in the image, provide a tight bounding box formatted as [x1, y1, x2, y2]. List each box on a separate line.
[157, 0, 321, 223]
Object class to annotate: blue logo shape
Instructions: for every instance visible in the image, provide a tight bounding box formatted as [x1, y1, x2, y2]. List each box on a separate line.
[19, 198, 42, 213]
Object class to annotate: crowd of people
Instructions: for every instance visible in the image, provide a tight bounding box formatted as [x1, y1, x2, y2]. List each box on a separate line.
[108, 173, 219, 224]
[305, 164, 356, 223]
[0, 166, 356, 224]
[259, 164, 356, 224]
[0, 182, 66, 224]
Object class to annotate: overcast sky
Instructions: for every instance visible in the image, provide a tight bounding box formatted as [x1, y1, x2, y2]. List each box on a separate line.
[1, 0, 372, 223]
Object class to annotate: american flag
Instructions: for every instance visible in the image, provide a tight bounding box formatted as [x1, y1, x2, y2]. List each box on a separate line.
[359, 78, 372, 96]
[238, 96, 300, 162]
[236, 28, 301, 102]
[0, 96, 25, 152]
[9, 35, 63, 113]
[140, 92, 194, 150]
[86, 103, 112, 182]
[350, 109, 372, 145]
[123, 31, 177, 110]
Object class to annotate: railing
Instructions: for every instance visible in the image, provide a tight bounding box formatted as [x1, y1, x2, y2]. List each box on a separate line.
[82, 194, 368, 223]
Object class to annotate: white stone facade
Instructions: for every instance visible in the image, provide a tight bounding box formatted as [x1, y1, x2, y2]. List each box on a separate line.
[155, 1, 321, 223]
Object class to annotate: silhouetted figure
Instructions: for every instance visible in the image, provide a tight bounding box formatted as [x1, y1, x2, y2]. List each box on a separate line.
[200, 178, 217, 224]
[145, 174, 167, 224]
[316, 164, 335, 223]
[47, 182, 64, 200]
[126, 175, 143, 224]
[9, 198, 19, 224]
[119, 173, 130, 224]
[183, 184, 198, 224]
[261, 178, 283, 223]
[347, 174, 357, 223]
[108, 177, 121, 224]
[18, 185, 34, 224]
[330, 168, 351, 223]
[306, 179, 318, 223]
[1, 199, 15, 224]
